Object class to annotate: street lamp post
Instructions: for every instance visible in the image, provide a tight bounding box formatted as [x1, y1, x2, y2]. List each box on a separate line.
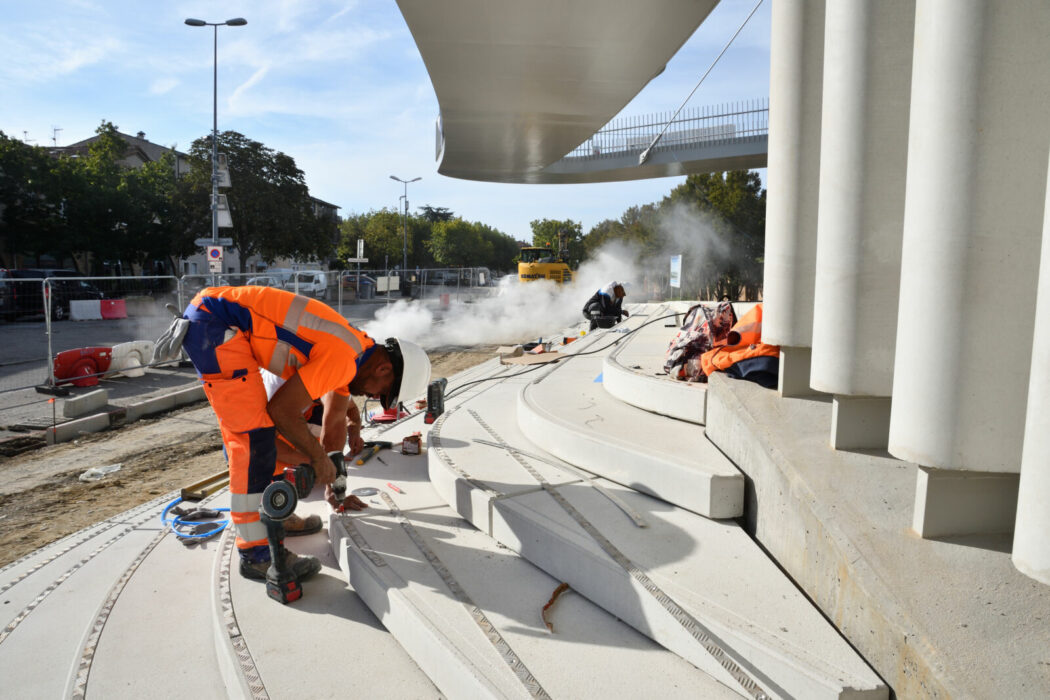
[185, 17, 247, 283]
[389, 175, 420, 278]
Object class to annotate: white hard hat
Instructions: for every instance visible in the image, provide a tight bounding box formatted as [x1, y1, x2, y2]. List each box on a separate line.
[381, 337, 432, 409]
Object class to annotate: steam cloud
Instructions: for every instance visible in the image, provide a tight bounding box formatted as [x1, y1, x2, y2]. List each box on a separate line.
[361, 202, 728, 349]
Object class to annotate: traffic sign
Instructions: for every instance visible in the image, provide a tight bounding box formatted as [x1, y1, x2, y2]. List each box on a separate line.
[345, 258, 369, 263]
[196, 237, 233, 247]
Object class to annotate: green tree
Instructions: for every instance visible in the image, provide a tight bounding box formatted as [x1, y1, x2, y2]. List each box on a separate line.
[663, 171, 765, 299]
[0, 131, 69, 266]
[418, 205, 453, 222]
[183, 131, 333, 272]
[426, 218, 491, 267]
[529, 218, 584, 267]
[338, 209, 406, 269]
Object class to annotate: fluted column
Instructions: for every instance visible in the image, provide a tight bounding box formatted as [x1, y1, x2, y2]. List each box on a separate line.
[1014, 152, 1050, 586]
[763, 0, 824, 396]
[889, 0, 1050, 536]
[810, 0, 914, 448]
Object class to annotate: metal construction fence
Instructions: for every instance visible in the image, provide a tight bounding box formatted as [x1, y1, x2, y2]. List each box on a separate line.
[0, 267, 500, 395]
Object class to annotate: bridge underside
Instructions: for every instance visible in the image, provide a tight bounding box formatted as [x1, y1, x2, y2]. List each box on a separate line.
[396, 0, 721, 184]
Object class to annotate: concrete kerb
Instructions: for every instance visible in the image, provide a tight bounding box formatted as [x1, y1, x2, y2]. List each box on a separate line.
[45, 384, 206, 445]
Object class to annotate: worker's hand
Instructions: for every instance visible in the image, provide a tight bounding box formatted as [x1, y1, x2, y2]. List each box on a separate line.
[311, 454, 337, 486]
[324, 485, 368, 511]
[622, 309, 629, 318]
[348, 428, 364, 456]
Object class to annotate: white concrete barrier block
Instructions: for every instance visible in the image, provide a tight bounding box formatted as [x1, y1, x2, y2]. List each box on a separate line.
[70, 299, 102, 321]
[62, 389, 109, 418]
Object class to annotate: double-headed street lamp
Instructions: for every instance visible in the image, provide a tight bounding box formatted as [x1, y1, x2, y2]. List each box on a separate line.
[184, 17, 247, 278]
[390, 175, 420, 274]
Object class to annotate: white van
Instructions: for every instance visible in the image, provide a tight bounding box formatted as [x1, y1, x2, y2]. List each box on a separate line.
[285, 271, 329, 299]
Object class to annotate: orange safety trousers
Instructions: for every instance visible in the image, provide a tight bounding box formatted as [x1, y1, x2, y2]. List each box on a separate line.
[196, 331, 276, 556]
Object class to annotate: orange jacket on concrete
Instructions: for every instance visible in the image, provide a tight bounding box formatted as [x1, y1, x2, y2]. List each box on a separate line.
[700, 303, 780, 376]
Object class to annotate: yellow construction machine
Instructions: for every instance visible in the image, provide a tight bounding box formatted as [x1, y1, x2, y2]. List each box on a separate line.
[517, 230, 573, 284]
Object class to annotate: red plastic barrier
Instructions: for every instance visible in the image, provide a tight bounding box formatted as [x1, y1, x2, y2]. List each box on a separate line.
[100, 299, 127, 320]
[53, 347, 113, 387]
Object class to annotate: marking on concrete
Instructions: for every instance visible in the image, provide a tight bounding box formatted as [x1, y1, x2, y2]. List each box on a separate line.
[217, 529, 269, 699]
[70, 527, 168, 699]
[466, 411, 769, 700]
[379, 490, 551, 699]
[0, 508, 162, 647]
[0, 492, 175, 589]
[470, 435, 648, 528]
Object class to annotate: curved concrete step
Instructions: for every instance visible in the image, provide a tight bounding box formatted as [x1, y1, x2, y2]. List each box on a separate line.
[0, 493, 228, 698]
[0, 488, 438, 698]
[602, 302, 710, 424]
[427, 386, 888, 700]
[332, 403, 741, 700]
[518, 328, 744, 519]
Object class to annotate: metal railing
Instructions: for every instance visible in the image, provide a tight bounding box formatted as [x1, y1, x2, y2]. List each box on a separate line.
[564, 98, 768, 161]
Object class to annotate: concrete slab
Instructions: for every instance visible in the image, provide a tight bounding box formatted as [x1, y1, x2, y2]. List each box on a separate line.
[427, 401, 887, 699]
[602, 303, 710, 424]
[704, 372, 1050, 699]
[227, 491, 439, 699]
[332, 435, 741, 700]
[517, 331, 744, 519]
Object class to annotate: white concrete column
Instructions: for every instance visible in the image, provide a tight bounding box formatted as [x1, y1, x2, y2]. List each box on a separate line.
[763, 0, 824, 396]
[889, 0, 1050, 474]
[1014, 151, 1050, 585]
[809, 1, 914, 448]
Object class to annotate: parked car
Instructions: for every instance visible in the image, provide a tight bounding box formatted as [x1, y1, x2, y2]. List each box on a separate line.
[245, 276, 282, 288]
[284, 271, 329, 299]
[0, 269, 104, 321]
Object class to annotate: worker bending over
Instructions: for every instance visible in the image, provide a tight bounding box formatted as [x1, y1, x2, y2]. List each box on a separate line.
[582, 281, 629, 330]
[176, 286, 430, 582]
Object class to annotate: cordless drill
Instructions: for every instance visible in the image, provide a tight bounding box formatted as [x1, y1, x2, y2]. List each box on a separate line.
[329, 450, 347, 503]
[259, 480, 302, 604]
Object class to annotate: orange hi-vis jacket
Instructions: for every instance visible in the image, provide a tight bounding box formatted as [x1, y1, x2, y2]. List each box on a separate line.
[185, 285, 374, 399]
[700, 303, 780, 377]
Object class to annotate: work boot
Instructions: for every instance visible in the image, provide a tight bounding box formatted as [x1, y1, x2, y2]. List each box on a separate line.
[239, 548, 322, 582]
[283, 512, 323, 537]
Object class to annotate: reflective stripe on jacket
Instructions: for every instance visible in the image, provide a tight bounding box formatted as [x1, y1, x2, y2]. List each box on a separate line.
[700, 303, 780, 376]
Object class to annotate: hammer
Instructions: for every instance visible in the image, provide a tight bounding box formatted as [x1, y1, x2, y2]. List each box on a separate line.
[356, 440, 394, 466]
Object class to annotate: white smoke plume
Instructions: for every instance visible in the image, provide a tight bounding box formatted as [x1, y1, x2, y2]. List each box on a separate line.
[362, 244, 642, 349]
[361, 203, 730, 349]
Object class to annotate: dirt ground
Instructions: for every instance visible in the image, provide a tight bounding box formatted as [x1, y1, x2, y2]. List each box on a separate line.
[0, 348, 496, 567]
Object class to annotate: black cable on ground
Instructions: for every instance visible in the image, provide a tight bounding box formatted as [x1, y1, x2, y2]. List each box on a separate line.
[443, 311, 682, 400]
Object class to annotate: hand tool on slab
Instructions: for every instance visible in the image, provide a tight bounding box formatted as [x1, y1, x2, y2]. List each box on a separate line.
[180, 470, 230, 501]
[355, 440, 393, 465]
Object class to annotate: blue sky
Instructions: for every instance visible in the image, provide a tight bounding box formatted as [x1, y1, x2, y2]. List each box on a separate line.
[2, 0, 770, 242]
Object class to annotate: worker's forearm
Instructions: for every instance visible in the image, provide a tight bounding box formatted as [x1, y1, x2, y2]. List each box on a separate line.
[319, 392, 350, 453]
[272, 414, 328, 465]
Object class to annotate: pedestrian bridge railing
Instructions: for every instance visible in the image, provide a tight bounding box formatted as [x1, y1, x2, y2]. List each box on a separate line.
[563, 98, 768, 161]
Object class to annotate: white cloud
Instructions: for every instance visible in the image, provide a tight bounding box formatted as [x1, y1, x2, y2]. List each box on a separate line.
[149, 77, 179, 95]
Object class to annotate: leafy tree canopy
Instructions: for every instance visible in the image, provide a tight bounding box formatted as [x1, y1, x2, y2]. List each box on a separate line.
[528, 218, 584, 268]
